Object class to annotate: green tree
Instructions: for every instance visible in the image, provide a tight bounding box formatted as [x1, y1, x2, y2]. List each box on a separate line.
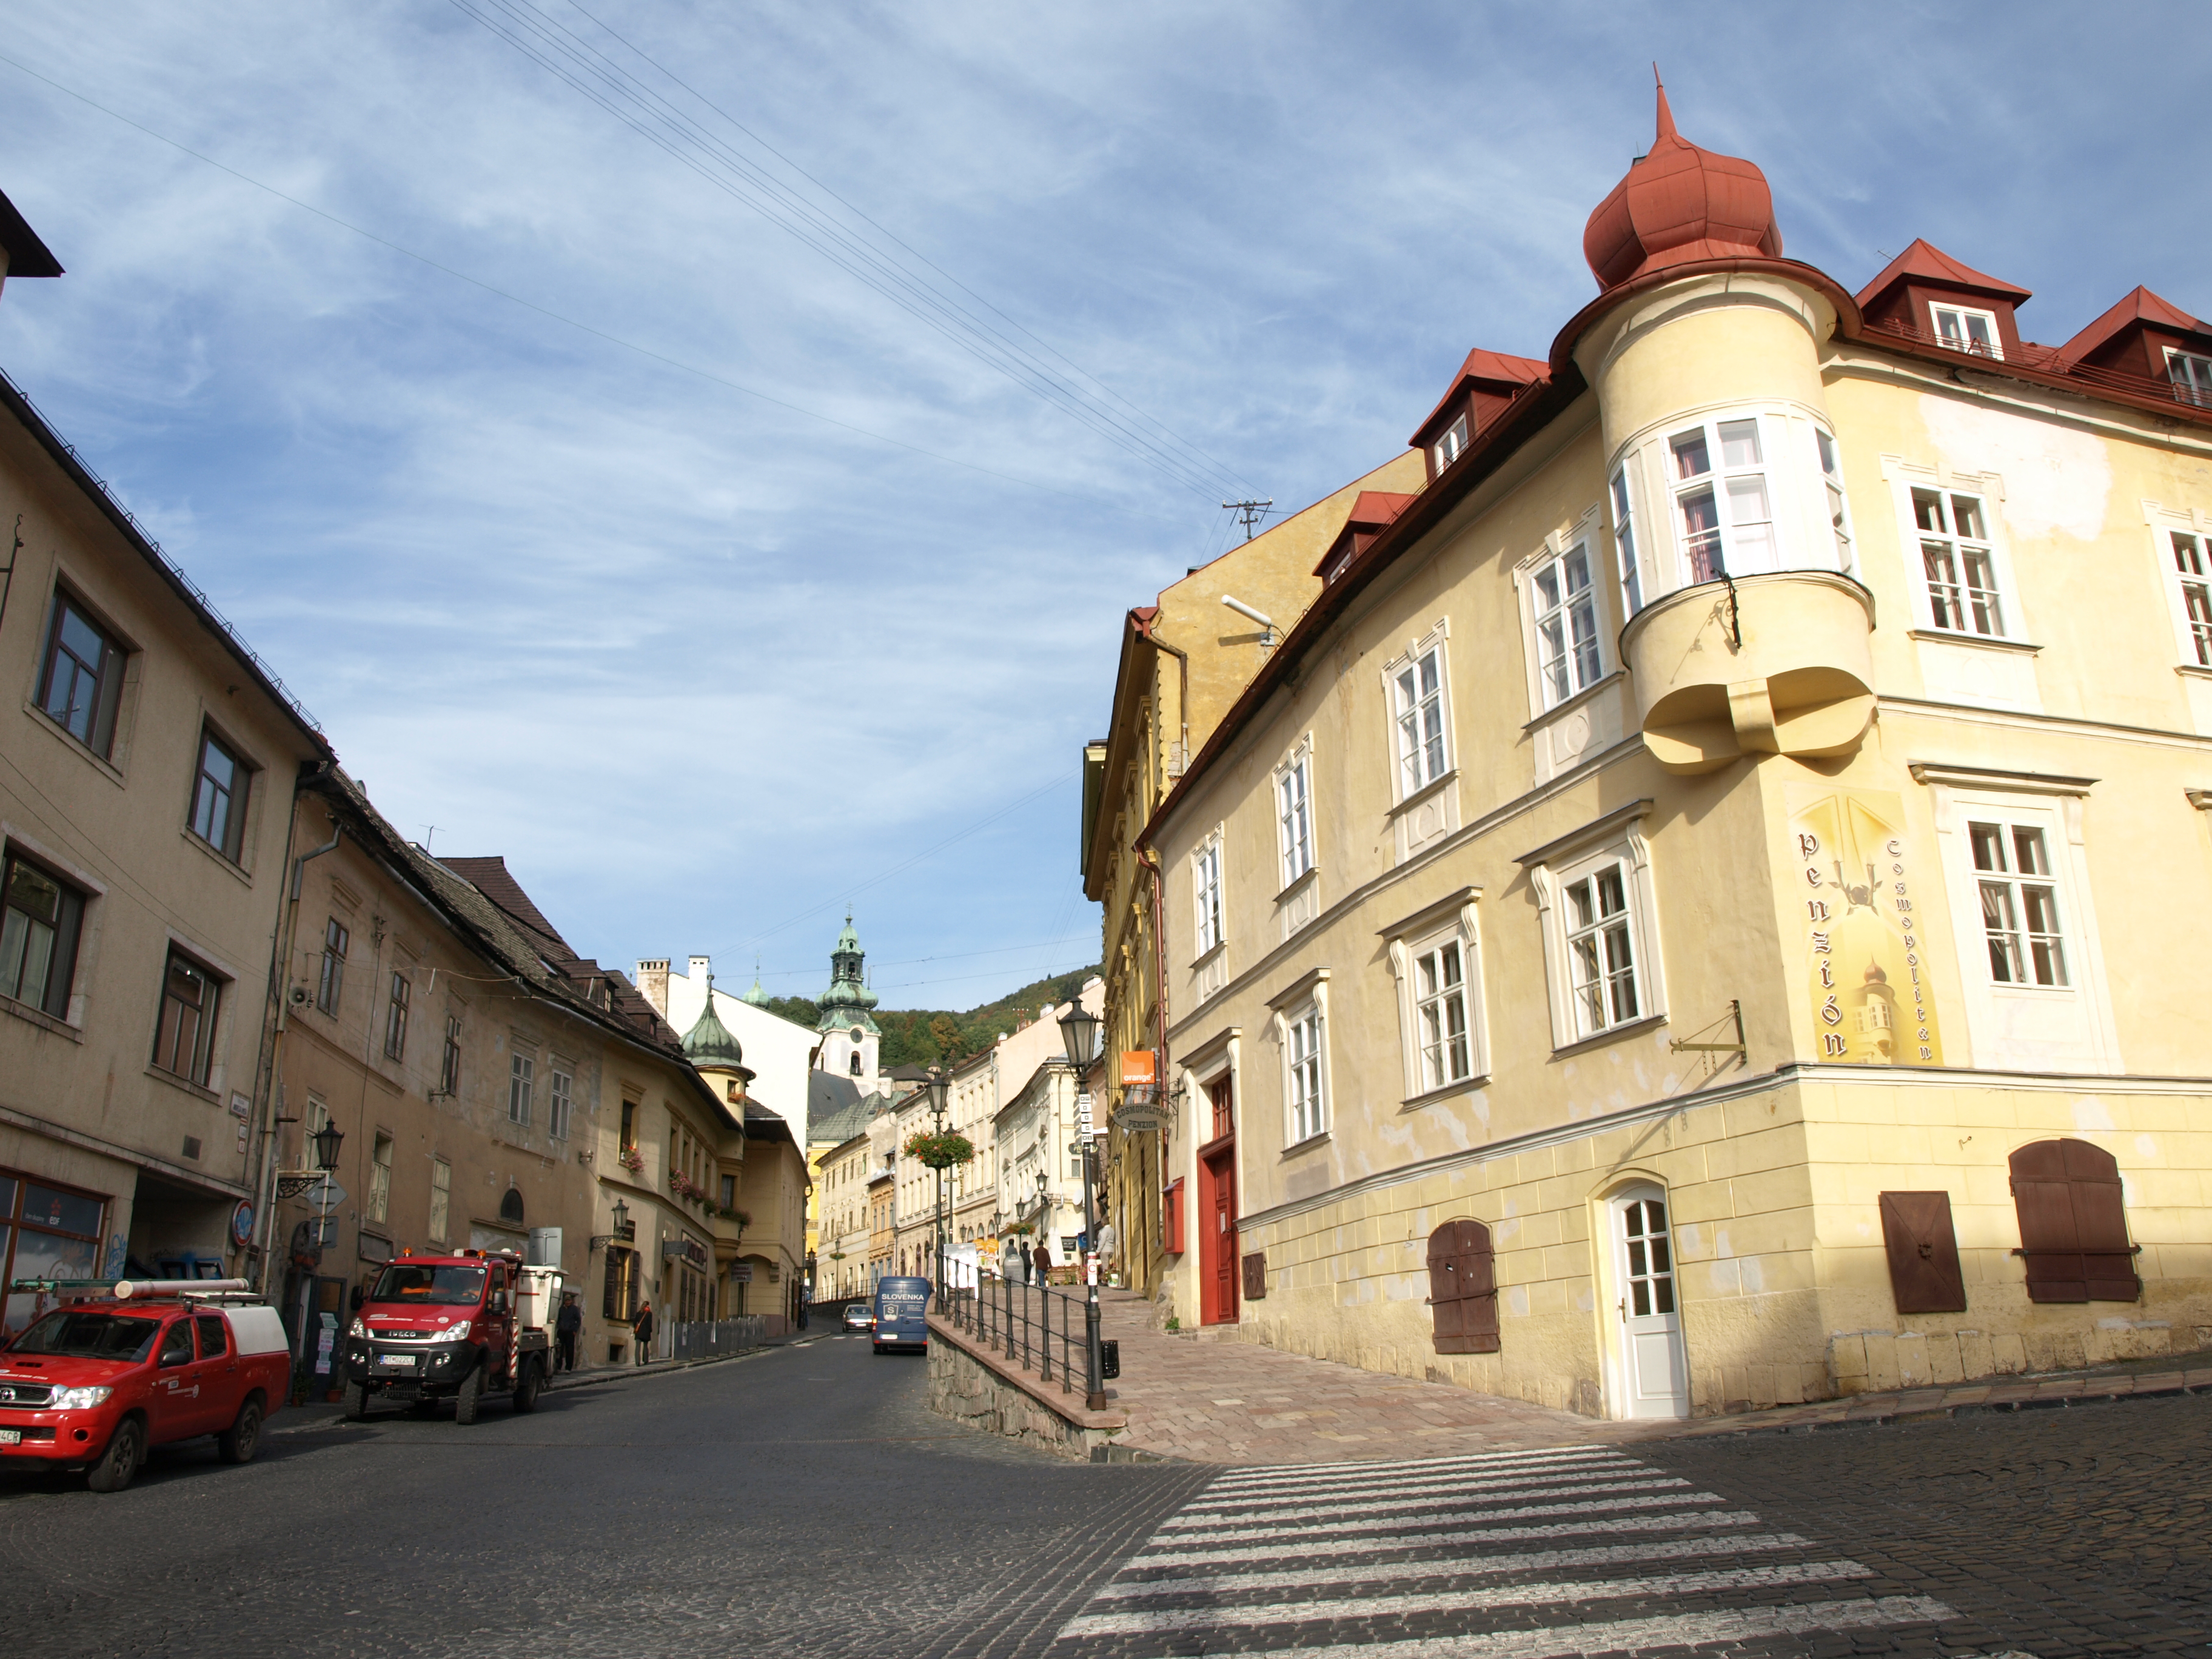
[928, 1013, 962, 1065]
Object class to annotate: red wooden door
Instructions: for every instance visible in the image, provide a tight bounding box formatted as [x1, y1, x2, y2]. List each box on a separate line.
[1201, 1150, 1238, 1324]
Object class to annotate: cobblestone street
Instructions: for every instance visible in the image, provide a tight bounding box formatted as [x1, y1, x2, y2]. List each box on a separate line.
[2, 1330, 2205, 1657]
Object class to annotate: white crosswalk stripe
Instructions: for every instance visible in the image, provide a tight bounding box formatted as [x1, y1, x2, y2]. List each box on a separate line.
[1054, 1447, 1957, 1657]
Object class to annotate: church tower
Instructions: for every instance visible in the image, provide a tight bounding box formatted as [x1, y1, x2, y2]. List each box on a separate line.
[814, 913, 881, 1091]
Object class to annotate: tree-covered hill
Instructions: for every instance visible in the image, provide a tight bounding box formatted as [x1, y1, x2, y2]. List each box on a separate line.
[754, 964, 1101, 1069]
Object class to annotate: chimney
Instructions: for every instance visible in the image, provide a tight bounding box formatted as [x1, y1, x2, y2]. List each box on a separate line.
[635, 959, 670, 1017]
[689, 956, 712, 1002]
[0, 187, 64, 305]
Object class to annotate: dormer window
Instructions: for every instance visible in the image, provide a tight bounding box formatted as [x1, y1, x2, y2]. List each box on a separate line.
[1435, 414, 1470, 472]
[2166, 349, 2212, 409]
[1931, 304, 2002, 359]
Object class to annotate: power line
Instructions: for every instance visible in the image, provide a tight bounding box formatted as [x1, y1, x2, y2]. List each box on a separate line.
[555, 0, 1256, 498]
[446, 0, 1250, 502]
[0, 50, 1181, 520]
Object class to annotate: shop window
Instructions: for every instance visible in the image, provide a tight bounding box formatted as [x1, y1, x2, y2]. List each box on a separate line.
[36, 591, 126, 759]
[2009, 1139, 2140, 1302]
[0, 1170, 106, 1333]
[1426, 1219, 1500, 1354]
[1, 850, 85, 1021]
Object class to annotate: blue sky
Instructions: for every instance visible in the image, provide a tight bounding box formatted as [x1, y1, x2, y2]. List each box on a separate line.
[1, 2, 2205, 1010]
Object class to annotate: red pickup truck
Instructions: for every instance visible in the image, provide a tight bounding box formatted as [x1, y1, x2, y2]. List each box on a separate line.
[0, 1286, 290, 1492]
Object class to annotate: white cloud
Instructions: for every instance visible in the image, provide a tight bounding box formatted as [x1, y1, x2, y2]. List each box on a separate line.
[1, 0, 2207, 1001]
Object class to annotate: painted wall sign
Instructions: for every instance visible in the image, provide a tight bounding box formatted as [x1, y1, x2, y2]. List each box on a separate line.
[1786, 784, 1944, 1065]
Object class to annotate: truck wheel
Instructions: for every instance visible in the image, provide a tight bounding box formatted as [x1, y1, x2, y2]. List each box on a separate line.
[341, 1381, 368, 1422]
[219, 1395, 265, 1464]
[512, 1357, 541, 1414]
[455, 1359, 484, 1426]
[85, 1418, 143, 1493]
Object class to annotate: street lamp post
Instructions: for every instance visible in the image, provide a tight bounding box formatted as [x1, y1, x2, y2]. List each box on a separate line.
[924, 1065, 950, 1296]
[1056, 1002, 1107, 1411]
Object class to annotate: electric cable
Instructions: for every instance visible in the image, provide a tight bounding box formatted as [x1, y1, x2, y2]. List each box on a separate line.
[0, 50, 1185, 521]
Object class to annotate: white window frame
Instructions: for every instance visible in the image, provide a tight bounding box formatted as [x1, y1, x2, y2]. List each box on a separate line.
[1815, 427, 1855, 572]
[1885, 463, 2025, 643]
[1608, 466, 1644, 615]
[1918, 768, 2120, 1074]
[1275, 738, 1315, 890]
[1386, 890, 1489, 1102]
[1966, 817, 2069, 989]
[1268, 973, 1330, 1150]
[2157, 518, 2212, 668]
[1911, 484, 2006, 637]
[1526, 805, 1667, 1053]
[1524, 540, 1606, 711]
[1664, 414, 1780, 583]
[1435, 412, 1469, 472]
[1929, 303, 2003, 360]
[1191, 831, 1224, 960]
[2164, 347, 2212, 409]
[1382, 625, 1453, 803]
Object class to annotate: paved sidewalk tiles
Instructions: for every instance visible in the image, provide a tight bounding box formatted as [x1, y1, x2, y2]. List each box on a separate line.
[1089, 1290, 2212, 1466]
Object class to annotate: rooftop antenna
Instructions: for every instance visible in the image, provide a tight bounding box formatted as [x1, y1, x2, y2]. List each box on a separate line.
[1222, 499, 1273, 542]
[420, 824, 439, 853]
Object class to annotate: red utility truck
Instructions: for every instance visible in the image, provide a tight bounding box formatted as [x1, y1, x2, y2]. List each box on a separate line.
[0, 1280, 290, 1493]
[340, 1247, 561, 1423]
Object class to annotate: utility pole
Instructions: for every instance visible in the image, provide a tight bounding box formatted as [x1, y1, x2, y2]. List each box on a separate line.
[1222, 499, 1273, 542]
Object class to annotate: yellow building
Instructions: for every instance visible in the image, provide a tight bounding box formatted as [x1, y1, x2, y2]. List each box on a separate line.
[1138, 87, 2212, 1419]
[1082, 452, 1428, 1298]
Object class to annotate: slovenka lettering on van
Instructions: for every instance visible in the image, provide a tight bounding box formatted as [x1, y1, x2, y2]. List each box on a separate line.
[872, 1277, 929, 1355]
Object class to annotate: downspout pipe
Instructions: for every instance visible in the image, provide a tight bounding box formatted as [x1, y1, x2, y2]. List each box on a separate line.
[252, 809, 344, 1290]
[1148, 626, 1190, 777]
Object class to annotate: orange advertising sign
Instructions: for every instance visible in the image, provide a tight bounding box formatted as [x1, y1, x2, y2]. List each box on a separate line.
[1119, 1050, 1157, 1087]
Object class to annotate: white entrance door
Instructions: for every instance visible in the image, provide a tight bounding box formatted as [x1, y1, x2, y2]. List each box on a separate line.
[1612, 1186, 1689, 1419]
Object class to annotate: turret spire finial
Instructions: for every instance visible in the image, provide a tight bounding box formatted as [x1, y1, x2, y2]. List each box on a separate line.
[1653, 64, 1676, 143]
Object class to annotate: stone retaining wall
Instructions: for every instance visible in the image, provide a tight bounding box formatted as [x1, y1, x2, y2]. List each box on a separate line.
[925, 1314, 1130, 1461]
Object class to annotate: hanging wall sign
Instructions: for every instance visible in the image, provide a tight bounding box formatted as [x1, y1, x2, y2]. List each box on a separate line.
[1785, 783, 1943, 1066]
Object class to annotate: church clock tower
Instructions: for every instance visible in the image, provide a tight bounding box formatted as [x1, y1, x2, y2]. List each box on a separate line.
[814, 914, 881, 1091]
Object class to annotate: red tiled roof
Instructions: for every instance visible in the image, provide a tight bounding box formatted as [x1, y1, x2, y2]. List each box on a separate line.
[1855, 237, 2032, 310]
[2056, 284, 2209, 367]
[1411, 347, 1547, 444]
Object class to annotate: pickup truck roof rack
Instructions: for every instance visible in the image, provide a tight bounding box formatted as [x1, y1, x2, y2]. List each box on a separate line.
[9, 1278, 265, 1304]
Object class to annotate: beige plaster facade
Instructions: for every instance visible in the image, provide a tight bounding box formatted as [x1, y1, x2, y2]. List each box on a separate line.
[1081, 455, 1430, 1300]
[1139, 112, 2212, 1419]
[0, 342, 328, 1329]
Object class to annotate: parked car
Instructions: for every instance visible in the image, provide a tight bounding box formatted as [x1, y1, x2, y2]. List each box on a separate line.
[0, 1287, 290, 1492]
[841, 1302, 874, 1332]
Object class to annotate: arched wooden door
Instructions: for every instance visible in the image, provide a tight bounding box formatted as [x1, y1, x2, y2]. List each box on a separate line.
[1426, 1219, 1498, 1354]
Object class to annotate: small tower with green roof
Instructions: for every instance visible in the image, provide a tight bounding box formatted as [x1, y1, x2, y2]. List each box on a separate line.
[816, 913, 880, 1090]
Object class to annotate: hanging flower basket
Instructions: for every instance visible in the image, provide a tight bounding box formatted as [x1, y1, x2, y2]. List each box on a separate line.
[617, 1147, 644, 1174]
[902, 1130, 975, 1170]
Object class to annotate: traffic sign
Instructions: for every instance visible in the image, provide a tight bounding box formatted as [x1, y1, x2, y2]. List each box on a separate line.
[301, 1176, 346, 1210]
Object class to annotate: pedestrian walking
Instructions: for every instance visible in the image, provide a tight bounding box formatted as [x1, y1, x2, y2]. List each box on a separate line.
[632, 1299, 655, 1365]
[1004, 1238, 1027, 1285]
[1032, 1239, 1053, 1284]
[555, 1292, 581, 1372]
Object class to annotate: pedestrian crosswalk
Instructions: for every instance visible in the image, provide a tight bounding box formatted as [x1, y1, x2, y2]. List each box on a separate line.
[1054, 1444, 1957, 1657]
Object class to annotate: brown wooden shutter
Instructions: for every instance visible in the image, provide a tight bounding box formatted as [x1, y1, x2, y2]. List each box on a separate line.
[1877, 1191, 1968, 1313]
[1427, 1218, 1500, 1355]
[1241, 1251, 1267, 1301]
[2009, 1138, 2141, 1303]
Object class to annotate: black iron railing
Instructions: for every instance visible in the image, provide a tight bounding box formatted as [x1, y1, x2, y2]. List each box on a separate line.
[936, 1274, 1104, 1405]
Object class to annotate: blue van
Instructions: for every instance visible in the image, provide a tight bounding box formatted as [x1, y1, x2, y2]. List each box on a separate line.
[873, 1276, 930, 1355]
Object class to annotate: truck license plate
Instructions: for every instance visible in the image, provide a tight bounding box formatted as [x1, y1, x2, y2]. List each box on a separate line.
[0, 1429, 19, 1444]
[375, 1353, 417, 1369]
